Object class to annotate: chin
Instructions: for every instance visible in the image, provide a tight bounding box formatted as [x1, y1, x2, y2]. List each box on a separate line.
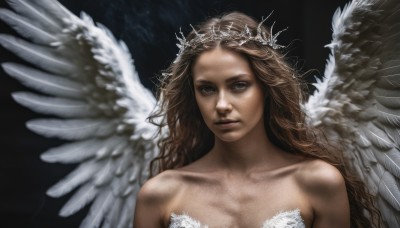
[214, 131, 244, 143]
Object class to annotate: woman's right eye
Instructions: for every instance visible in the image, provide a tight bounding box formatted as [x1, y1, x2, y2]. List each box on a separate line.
[198, 85, 215, 95]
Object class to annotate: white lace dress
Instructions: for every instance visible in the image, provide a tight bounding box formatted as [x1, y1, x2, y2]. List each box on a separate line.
[169, 209, 305, 228]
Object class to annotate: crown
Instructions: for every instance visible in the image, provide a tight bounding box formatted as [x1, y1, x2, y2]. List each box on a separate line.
[174, 13, 286, 62]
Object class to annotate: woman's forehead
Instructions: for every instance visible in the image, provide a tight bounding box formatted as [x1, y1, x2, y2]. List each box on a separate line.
[192, 47, 254, 81]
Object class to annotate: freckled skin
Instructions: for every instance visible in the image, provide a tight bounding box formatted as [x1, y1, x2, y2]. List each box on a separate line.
[134, 47, 350, 228]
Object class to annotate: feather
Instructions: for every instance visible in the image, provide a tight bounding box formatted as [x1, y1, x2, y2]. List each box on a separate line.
[0, 8, 57, 45]
[357, 106, 378, 121]
[96, 144, 119, 160]
[12, 92, 95, 118]
[93, 160, 114, 187]
[382, 125, 400, 146]
[376, 104, 400, 127]
[377, 76, 400, 90]
[40, 137, 121, 164]
[375, 88, 400, 109]
[368, 165, 384, 194]
[376, 63, 400, 89]
[115, 195, 135, 228]
[6, 0, 63, 30]
[357, 146, 377, 167]
[110, 168, 134, 196]
[80, 190, 115, 228]
[25, 0, 75, 27]
[366, 124, 395, 151]
[354, 131, 372, 148]
[378, 198, 400, 227]
[109, 143, 129, 158]
[0, 35, 76, 74]
[26, 119, 116, 140]
[374, 147, 400, 179]
[59, 183, 99, 217]
[102, 198, 123, 228]
[378, 172, 400, 211]
[47, 161, 99, 198]
[128, 164, 141, 183]
[2, 63, 84, 99]
[115, 148, 133, 176]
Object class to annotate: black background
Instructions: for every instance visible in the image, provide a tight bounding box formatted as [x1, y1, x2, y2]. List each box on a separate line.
[0, 0, 347, 227]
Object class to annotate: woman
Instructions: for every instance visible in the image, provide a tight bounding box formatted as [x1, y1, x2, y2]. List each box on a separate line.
[134, 12, 379, 227]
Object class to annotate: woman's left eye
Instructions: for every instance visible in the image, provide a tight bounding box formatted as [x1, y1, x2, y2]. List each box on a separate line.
[231, 82, 248, 91]
[198, 85, 216, 95]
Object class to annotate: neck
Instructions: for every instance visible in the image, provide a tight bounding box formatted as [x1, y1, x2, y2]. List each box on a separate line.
[208, 125, 281, 173]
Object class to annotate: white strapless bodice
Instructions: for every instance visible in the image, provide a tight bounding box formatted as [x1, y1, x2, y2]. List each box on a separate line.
[169, 209, 305, 228]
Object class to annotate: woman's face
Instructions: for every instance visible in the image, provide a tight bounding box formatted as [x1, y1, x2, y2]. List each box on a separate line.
[192, 47, 266, 142]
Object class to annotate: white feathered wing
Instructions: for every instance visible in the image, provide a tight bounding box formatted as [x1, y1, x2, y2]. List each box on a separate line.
[304, 0, 400, 226]
[0, 0, 162, 227]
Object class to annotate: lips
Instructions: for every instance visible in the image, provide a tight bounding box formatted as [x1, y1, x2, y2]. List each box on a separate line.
[215, 120, 238, 124]
[214, 119, 239, 129]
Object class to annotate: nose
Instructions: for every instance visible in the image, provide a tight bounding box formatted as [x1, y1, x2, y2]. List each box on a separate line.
[216, 92, 232, 113]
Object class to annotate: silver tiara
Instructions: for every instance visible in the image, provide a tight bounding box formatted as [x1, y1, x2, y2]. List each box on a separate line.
[174, 13, 286, 61]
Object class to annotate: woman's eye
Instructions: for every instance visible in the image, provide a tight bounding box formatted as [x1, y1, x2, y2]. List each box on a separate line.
[198, 85, 215, 95]
[231, 82, 248, 91]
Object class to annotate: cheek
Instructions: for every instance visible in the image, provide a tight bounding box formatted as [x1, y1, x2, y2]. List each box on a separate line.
[240, 90, 265, 113]
[195, 94, 212, 121]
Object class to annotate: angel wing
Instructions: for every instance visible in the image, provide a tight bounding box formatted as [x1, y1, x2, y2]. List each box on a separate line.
[0, 0, 162, 227]
[305, 0, 400, 226]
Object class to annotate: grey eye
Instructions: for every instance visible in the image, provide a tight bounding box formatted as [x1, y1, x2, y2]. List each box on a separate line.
[232, 82, 248, 91]
[198, 85, 216, 95]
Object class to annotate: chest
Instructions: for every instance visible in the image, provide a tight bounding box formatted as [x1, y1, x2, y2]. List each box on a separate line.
[165, 176, 311, 227]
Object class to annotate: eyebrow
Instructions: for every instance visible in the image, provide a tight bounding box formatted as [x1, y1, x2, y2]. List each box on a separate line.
[194, 74, 251, 84]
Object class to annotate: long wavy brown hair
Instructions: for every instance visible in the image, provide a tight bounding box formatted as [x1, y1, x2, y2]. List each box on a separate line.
[149, 12, 381, 227]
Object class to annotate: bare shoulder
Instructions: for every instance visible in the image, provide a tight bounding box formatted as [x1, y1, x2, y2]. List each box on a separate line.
[137, 169, 183, 205]
[295, 159, 350, 227]
[134, 170, 185, 227]
[295, 159, 346, 196]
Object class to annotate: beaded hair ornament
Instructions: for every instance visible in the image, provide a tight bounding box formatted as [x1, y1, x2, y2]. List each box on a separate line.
[174, 13, 286, 62]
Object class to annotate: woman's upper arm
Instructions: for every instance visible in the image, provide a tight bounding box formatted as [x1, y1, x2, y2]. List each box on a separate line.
[134, 183, 164, 228]
[301, 160, 350, 228]
[134, 172, 177, 228]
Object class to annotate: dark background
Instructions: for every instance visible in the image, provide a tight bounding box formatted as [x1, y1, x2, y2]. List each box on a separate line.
[0, 0, 347, 227]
